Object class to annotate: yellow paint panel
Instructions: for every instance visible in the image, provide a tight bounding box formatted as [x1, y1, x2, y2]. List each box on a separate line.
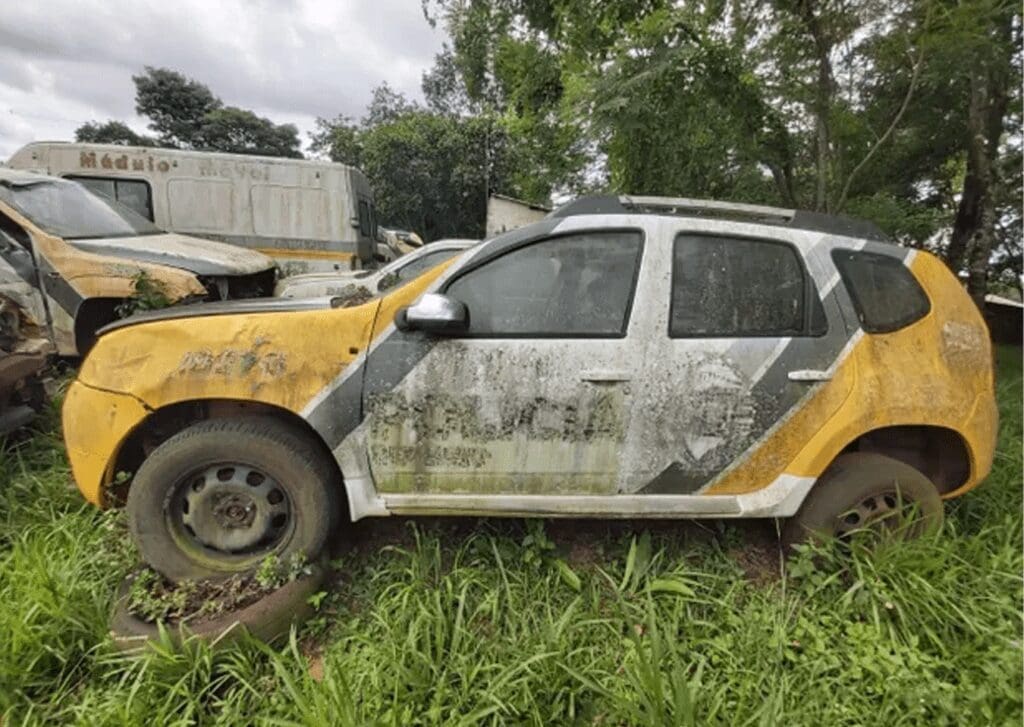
[706, 251, 997, 498]
[370, 259, 454, 340]
[62, 381, 150, 505]
[77, 304, 378, 413]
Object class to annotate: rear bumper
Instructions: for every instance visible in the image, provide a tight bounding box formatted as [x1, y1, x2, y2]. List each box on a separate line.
[62, 380, 150, 507]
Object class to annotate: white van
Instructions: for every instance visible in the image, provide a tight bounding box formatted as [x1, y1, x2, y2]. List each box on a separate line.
[8, 142, 379, 275]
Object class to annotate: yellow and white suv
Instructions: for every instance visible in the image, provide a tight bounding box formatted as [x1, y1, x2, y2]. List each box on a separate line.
[62, 196, 997, 580]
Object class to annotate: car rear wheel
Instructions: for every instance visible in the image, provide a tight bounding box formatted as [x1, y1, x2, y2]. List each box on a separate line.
[782, 452, 943, 551]
[127, 416, 339, 582]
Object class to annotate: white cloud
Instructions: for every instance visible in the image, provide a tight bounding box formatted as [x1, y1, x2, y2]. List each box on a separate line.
[0, 0, 445, 159]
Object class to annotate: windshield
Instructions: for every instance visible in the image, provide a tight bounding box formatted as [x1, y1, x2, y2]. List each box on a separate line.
[0, 179, 163, 239]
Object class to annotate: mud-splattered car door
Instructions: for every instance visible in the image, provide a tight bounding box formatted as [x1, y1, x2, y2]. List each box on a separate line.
[623, 222, 855, 499]
[362, 229, 648, 495]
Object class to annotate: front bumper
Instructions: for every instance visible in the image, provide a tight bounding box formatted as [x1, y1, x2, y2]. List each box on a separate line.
[63, 380, 150, 507]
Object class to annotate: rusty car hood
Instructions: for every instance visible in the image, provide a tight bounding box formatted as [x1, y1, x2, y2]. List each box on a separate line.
[68, 232, 276, 277]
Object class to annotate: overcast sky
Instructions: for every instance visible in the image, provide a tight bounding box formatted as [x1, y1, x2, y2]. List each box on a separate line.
[0, 0, 446, 160]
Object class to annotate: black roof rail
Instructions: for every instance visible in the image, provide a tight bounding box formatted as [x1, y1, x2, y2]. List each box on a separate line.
[547, 194, 890, 241]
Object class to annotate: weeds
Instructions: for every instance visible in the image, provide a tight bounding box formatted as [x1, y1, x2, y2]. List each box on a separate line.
[0, 348, 1020, 725]
[115, 271, 172, 318]
[127, 553, 313, 624]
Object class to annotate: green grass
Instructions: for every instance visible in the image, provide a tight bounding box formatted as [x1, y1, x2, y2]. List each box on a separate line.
[1, 348, 1020, 725]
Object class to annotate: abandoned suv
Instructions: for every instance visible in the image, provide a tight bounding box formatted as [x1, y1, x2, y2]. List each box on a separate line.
[62, 195, 997, 581]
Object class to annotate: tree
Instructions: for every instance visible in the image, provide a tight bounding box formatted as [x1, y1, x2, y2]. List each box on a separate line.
[312, 88, 520, 240]
[427, 0, 1021, 299]
[133, 66, 221, 147]
[935, 1, 1019, 305]
[74, 120, 154, 146]
[199, 107, 302, 158]
[73, 66, 303, 158]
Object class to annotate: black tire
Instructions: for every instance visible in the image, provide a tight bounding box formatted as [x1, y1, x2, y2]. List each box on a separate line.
[783, 452, 943, 551]
[127, 416, 339, 582]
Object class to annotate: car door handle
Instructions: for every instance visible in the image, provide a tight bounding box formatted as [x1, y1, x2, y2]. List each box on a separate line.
[788, 369, 832, 382]
[581, 370, 632, 383]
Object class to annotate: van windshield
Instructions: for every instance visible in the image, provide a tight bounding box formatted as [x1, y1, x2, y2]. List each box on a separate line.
[0, 178, 163, 240]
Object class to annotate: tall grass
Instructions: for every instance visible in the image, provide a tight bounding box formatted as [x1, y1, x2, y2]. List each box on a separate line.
[1, 349, 1020, 725]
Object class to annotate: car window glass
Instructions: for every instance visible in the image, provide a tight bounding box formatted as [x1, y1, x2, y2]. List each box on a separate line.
[115, 180, 154, 220]
[65, 176, 154, 221]
[396, 249, 462, 283]
[358, 201, 371, 237]
[832, 250, 930, 333]
[69, 176, 116, 201]
[671, 234, 813, 337]
[0, 180, 162, 239]
[446, 231, 643, 337]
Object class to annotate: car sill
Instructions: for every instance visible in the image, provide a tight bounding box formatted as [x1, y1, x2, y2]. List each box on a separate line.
[373, 475, 814, 520]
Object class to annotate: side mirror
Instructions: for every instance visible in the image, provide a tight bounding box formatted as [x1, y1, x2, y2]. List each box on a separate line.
[396, 293, 468, 335]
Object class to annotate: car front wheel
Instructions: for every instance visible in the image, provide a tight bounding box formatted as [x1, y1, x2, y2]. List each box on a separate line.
[127, 416, 339, 582]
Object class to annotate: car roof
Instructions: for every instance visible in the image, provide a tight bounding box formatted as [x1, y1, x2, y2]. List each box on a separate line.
[0, 167, 68, 186]
[549, 195, 889, 242]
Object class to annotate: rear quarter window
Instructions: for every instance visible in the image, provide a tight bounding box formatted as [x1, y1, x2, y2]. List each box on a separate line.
[832, 249, 931, 333]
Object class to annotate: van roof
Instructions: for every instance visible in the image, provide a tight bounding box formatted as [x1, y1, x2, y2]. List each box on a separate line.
[549, 195, 890, 241]
[12, 141, 360, 172]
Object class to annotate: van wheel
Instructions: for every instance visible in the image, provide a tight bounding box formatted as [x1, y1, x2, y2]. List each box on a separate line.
[782, 453, 943, 551]
[127, 416, 339, 583]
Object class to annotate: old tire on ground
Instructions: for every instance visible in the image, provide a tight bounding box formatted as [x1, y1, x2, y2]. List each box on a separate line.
[109, 560, 326, 652]
[782, 452, 943, 551]
[127, 416, 339, 582]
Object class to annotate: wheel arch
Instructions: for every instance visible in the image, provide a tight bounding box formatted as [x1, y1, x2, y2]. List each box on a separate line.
[819, 424, 971, 497]
[108, 398, 348, 515]
[74, 297, 122, 356]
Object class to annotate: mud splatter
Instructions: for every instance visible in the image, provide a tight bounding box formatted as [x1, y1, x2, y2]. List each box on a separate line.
[176, 337, 287, 379]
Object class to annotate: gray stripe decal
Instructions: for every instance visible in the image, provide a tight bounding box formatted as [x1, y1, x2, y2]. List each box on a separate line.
[305, 332, 438, 450]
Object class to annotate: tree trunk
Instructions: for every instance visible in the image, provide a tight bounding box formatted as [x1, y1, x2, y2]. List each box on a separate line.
[946, 10, 1012, 301]
[966, 196, 995, 310]
[802, 5, 835, 213]
[946, 70, 991, 274]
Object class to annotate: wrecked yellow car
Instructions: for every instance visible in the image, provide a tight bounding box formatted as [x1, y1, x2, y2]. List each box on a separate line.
[63, 196, 998, 581]
[0, 169, 276, 357]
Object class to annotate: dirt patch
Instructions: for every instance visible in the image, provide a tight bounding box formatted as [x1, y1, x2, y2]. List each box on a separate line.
[727, 520, 784, 586]
[126, 554, 311, 625]
[330, 285, 374, 308]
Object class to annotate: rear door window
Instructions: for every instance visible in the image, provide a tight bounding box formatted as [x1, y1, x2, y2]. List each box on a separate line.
[832, 250, 930, 333]
[670, 234, 826, 337]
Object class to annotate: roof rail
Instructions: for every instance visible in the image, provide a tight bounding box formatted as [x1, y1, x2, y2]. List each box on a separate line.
[548, 194, 889, 241]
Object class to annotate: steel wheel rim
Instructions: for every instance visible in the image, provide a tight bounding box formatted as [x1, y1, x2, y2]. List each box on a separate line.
[166, 462, 294, 562]
[834, 489, 921, 541]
